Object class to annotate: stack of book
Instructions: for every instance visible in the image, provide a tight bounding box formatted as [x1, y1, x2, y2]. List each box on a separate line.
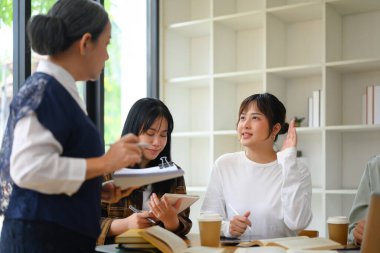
[115, 226, 225, 253]
[115, 228, 157, 251]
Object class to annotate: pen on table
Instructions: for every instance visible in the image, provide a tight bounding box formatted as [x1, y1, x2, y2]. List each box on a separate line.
[128, 205, 157, 225]
[227, 203, 252, 232]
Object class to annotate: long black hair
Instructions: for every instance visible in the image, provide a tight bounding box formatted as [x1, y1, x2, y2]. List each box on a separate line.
[238, 93, 288, 142]
[122, 98, 175, 194]
[27, 0, 109, 55]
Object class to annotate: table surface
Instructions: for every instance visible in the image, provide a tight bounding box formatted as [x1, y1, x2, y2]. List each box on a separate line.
[95, 234, 361, 253]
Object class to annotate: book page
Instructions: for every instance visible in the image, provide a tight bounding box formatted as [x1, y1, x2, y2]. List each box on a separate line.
[140, 225, 187, 253]
[115, 228, 148, 243]
[287, 250, 338, 253]
[235, 247, 286, 253]
[237, 236, 308, 247]
[182, 246, 226, 253]
[235, 247, 338, 253]
[162, 193, 200, 214]
[267, 237, 343, 250]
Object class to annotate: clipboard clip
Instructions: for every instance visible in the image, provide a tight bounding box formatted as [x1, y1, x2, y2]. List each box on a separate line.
[159, 156, 173, 169]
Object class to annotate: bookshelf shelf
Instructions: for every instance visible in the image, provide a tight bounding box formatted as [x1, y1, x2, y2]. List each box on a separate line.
[161, 0, 380, 235]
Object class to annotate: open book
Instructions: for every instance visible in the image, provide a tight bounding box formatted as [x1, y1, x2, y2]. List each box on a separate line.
[235, 247, 338, 253]
[162, 193, 200, 214]
[237, 236, 343, 250]
[115, 228, 148, 244]
[138, 225, 225, 253]
[113, 164, 184, 190]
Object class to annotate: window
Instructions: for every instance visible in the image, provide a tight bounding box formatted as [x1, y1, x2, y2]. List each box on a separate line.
[104, 0, 148, 145]
[0, 0, 13, 144]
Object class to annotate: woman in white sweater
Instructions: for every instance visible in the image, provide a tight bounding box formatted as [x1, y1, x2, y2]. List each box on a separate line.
[201, 93, 312, 240]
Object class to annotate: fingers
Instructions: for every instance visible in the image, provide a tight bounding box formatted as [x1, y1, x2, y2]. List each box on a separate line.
[101, 182, 121, 203]
[243, 211, 252, 227]
[149, 193, 165, 215]
[230, 215, 251, 236]
[121, 186, 139, 198]
[353, 220, 366, 244]
[281, 119, 297, 150]
[105, 134, 144, 173]
[133, 213, 153, 228]
[121, 133, 139, 143]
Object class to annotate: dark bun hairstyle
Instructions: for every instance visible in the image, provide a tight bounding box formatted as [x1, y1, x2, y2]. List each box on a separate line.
[27, 0, 109, 55]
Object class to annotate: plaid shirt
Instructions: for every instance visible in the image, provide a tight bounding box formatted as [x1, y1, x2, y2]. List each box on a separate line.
[97, 173, 192, 245]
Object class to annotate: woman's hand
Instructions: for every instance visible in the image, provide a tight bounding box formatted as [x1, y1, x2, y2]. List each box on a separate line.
[104, 134, 142, 173]
[101, 182, 139, 203]
[149, 193, 180, 232]
[229, 211, 252, 237]
[281, 119, 297, 151]
[109, 212, 153, 237]
[86, 134, 142, 179]
[353, 219, 366, 245]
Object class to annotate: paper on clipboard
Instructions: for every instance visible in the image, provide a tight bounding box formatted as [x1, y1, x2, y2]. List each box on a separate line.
[113, 158, 184, 189]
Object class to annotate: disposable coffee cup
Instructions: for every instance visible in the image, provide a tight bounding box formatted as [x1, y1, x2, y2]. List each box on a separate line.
[327, 216, 349, 245]
[198, 212, 222, 247]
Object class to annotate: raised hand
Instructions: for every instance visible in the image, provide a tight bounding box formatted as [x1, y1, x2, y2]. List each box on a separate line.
[281, 119, 297, 151]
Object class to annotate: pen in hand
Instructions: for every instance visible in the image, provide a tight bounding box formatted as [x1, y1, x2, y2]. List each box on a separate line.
[137, 142, 151, 148]
[227, 203, 252, 232]
[128, 205, 157, 225]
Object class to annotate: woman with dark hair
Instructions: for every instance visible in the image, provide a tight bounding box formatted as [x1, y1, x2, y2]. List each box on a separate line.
[0, 0, 142, 252]
[201, 93, 312, 239]
[98, 98, 192, 245]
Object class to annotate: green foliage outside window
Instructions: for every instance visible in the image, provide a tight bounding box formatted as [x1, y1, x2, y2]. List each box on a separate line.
[0, 0, 57, 27]
[104, 0, 122, 145]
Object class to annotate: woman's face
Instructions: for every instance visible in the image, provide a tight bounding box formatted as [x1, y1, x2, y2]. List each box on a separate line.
[237, 102, 271, 148]
[85, 21, 111, 81]
[139, 117, 169, 167]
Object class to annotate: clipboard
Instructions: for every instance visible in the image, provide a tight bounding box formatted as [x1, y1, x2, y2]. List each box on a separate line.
[113, 157, 184, 189]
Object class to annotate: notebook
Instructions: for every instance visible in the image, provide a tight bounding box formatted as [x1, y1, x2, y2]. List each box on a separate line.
[162, 193, 200, 214]
[361, 192, 380, 253]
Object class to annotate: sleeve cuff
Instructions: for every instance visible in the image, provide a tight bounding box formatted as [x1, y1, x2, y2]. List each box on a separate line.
[97, 218, 114, 245]
[222, 220, 231, 237]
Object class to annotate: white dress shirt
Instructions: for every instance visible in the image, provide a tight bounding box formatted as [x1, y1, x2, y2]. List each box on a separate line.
[10, 60, 87, 196]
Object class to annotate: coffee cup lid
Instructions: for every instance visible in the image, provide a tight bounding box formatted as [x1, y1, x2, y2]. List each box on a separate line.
[327, 216, 349, 224]
[198, 212, 222, 221]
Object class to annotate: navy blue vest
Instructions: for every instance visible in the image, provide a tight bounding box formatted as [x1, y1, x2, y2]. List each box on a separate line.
[6, 72, 104, 239]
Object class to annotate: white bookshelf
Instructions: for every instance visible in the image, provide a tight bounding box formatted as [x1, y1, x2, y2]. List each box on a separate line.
[160, 0, 380, 235]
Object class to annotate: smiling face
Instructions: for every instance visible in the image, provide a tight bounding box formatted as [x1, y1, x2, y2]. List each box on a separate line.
[139, 117, 168, 167]
[237, 102, 272, 148]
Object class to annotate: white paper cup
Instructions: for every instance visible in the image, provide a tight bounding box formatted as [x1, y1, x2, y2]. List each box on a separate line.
[327, 216, 349, 245]
[198, 213, 222, 247]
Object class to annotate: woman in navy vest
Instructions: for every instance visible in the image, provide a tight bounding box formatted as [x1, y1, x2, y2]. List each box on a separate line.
[0, 0, 142, 252]
[98, 98, 192, 244]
